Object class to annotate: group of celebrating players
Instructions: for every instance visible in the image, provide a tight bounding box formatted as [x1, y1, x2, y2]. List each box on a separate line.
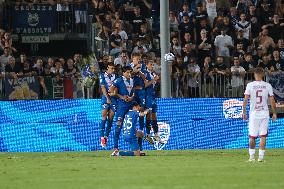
[99, 53, 161, 156]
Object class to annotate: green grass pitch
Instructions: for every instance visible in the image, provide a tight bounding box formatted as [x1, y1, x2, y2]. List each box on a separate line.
[1, 149, 284, 189]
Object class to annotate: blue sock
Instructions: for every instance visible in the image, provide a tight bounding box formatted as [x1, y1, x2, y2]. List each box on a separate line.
[100, 119, 107, 137]
[146, 119, 151, 134]
[139, 116, 144, 130]
[138, 137, 143, 151]
[114, 125, 122, 149]
[119, 151, 135, 156]
[105, 119, 113, 137]
[152, 120, 158, 134]
[146, 119, 151, 135]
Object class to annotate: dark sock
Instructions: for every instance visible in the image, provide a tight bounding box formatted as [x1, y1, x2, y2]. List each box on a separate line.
[152, 120, 158, 134]
[146, 119, 151, 135]
[100, 119, 107, 137]
[139, 116, 144, 130]
[113, 125, 122, 149]
[119, 151, 135, 156]
[138, 137, 143, 151]
[105, 119, 113, 137]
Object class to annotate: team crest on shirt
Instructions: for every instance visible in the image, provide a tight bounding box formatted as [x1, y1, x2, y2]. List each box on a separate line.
[223, 99, 243, 119]
[150, 122, 170, 150]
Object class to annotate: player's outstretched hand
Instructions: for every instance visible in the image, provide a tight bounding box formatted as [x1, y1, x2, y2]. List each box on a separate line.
[272, 113, 277, 122]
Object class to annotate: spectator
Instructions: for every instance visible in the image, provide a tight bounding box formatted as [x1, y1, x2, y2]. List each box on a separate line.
[114, 50, 129, 67]
[258, 54, 273, 74]
[277, 39, 284, 60]
[130, 6, 146, 36]
[113, 21, 128, 49]
[5, 56, 23, 78]
[172, 55, 186, 97]
[181, 32, 195, 48]
[179, 15, 195, 42]
[248, 5, 262, 39]
[132, 40, 148, 55]
[178, 2, 194, 23]
[51, 59, 64, 77]
[182, 43, 196, 66]
[137, 23, 152, 50]
[153, 57, 161, 75]
[228, 6, 238, 26]
[197, 29, 212, 65]
[169, 11, 179, 33]
[194, 3, 209, 25]
[263, 14, 284, 43]
[257, 29, 275, 53]
[213, 56, 229, 97]
[200, 56, 214, 97]
[235, 13, 251, 40]
[205, 0, 217, 26]
[171, 36, 182, 56]
[196, 19, 212, 42]
[109, 27, 123, 57]
[0, 47, 10, 72]
[235, 30, 250, 51]
[214, 28, 234, 66]
[234, 42, 246, 62]
[241, 53, 257, 72]
[270, 50, 284, 72]
[185, 57, 200, 98]
[231, 56, 246, 97]
[64, 58, 80, 78]
[73, 53, 83, 72]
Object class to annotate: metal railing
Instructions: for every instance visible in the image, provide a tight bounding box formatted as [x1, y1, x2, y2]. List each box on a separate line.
[171, 71, 275, 98]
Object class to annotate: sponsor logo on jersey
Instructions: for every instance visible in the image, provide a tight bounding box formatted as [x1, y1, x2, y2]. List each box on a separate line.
[150, 122, 170, 150]
[223, 99, 243, 119]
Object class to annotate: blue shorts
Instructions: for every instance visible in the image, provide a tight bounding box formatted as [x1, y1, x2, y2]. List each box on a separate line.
[134, 89, 146, 107]
[125, 137, 139, 151]
[116, 102, 132, 122]
[101, 97, 117, 112]
[145, 97, 157, 113]
[101, 103, 116, 112]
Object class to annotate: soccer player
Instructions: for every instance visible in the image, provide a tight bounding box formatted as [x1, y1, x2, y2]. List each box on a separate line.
[242, 67, 277, 162]
[114, 102, 148, 156]
[99, 63, 118, 148]
[129, 53, 148, 149]
[111, 66, 135, 156]
[144, 60, 162, 143]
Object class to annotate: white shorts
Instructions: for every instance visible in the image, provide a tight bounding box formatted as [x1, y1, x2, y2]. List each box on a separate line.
[248, 118, 269, 138]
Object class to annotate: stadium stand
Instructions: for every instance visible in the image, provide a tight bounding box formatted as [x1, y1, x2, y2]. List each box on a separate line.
[0, 0, 283, 100]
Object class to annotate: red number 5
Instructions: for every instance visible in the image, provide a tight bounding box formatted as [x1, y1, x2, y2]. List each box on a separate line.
[256, 90, 263, 104]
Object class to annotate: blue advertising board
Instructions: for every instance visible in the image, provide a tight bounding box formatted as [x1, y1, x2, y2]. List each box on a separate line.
[0, 99, 283, 152]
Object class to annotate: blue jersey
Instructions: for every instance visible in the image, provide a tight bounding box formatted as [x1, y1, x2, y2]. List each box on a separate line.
[123, 110, 140, 139]
[144, 69, 157, 98]
[99, 72, 118, 103]
[113, 76, 134, 106]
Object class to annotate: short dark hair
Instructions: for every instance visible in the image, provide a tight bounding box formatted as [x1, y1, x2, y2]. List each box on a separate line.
[122, 66, 132, 73]
[107, 62, 115, 67]
[254, 67, 264, 75]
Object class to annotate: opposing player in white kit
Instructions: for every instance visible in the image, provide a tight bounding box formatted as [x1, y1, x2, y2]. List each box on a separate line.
[242, 68, 277, 162]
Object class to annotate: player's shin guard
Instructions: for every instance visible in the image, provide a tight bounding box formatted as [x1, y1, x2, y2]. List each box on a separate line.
[100, 119, 107, 137]
[114, 125, 122, 149]
[152, 120, 158, 134]
[119, 151, 135, 156]
[105, 119, 113, 138]
[146, 119, 151, 134]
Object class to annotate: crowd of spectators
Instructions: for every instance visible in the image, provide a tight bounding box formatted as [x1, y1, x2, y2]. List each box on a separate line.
[0, 0, 284, 99]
